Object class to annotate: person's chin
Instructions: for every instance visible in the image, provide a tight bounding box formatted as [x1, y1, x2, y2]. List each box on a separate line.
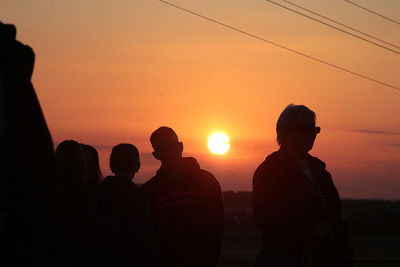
[305, 143, 314, 152]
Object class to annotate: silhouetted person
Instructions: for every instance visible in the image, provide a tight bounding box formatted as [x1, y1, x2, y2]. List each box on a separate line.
[93, 143, 153, 267]
[143, 127, 224, 267]
[0, 22, 58, 267]
[82, 144, 103, 187]
[253, 104, 353, 267]
[56, 140, 91, 267]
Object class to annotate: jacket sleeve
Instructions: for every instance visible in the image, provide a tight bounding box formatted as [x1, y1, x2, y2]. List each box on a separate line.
[314, 158, 343, 222]
[253, 162, 282, 230]
[199, 172, 224, 263]
[252, 161, 310, 236]
[323, 169, 350, 241]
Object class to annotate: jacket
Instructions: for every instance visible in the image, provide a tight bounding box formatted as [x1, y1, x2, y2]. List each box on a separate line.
[93, 175, 153, 266]
[143, 157, 224, 266]
[253, 148, 347, 256]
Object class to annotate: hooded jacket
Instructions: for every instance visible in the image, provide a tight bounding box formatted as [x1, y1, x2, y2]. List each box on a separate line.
[143, 157, 224, 266]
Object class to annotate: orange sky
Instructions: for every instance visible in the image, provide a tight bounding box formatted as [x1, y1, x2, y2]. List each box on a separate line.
[2, 0, 399, 198]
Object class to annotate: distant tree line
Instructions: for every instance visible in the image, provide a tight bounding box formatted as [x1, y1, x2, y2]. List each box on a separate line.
[223, 191, 400, 234]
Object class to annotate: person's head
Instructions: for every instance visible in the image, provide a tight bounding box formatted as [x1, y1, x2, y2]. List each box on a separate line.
[150, 126, 183, 166]
[109, 143, 140, 179]
[56, 140, 87, 186]
[82, 144, 102, 185]
[276, 104, 320, 153]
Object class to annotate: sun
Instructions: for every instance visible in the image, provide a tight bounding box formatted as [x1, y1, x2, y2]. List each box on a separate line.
[208, 133, 230, 155]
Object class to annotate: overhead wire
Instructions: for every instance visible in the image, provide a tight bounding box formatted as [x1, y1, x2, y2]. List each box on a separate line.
[281, 0, 400, 51]
[344, 0, 400, 26]
[156, 0, 400, 92]
[264, 0, 400, 55]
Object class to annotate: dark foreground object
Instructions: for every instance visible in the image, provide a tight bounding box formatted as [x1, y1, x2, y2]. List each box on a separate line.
[0, 22, 58, 267]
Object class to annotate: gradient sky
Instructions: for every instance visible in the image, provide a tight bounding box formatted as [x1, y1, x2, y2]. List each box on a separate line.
[1, 0, 399, 198]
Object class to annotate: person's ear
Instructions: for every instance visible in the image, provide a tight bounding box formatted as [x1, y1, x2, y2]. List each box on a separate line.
[179, 142, 183, 153]
[134, 162, 141, 173]
[152, 151, 160, 160]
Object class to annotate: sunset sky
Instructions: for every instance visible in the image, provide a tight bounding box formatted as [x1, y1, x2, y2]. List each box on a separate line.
[1, 0, 399, 199]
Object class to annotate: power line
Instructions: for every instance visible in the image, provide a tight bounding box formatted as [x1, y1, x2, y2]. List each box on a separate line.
[344, 0, 400, 26]
[264, 0, 400, 55]
[281, 0, 400, 50]
[156, 0, 400, 92]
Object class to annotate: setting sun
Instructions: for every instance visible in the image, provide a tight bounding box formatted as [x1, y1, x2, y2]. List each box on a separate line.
[208, 133, 230, 155]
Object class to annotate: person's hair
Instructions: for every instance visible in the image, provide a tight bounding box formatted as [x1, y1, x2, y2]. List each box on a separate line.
[56, 140, 87, 186]
[109, 143, 140, 174]
[150, 126, 178, 149]
[276, 104, 316, 146]
[81, 144, 102, 185]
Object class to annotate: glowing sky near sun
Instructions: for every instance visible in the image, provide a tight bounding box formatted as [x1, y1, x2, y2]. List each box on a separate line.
[1, 0, 399, 198]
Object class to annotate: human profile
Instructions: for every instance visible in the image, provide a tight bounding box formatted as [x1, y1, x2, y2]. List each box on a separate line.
[143, 126, 224, 266]
[253, 104, 353, 267]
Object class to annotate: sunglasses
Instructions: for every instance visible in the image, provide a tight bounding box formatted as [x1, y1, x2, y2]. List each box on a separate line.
[293, 126, 321, 134]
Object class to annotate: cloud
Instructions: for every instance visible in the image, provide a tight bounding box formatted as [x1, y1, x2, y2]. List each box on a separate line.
[362, 141, 400, 148]
[346, 129, 400, 135]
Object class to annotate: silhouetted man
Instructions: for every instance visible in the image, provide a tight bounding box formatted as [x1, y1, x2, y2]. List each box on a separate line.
[143, 127, 224, 267]
[253, 104, 352, 267]
[94, 144, 153, 266]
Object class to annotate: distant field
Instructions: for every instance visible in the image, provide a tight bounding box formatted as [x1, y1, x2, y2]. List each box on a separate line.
[220, 194, 400, 266]
[353, 234, 400, 267]
[218, 230, 400, 267]
[218, 230, 261, 267]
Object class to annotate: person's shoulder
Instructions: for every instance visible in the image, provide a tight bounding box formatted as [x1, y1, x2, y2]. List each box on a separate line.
[130, 183, 147, 198]
[198, 168, 220, 185]
[142, 174, 159, 191]
[98, 175, 115, 190]
[196, 167, 215, 178]
[101, 175, 114, 184]
[192, 168, 222, 197]
[254, 150, 282, 176]
[309, 154, 327, 169]
[182, 157, 218, 184]
[101, 175, 131, 186]
[96, 176, 116, 199]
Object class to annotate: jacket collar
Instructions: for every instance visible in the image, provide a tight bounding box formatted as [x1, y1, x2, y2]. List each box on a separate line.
[276, 147, 323, 186]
